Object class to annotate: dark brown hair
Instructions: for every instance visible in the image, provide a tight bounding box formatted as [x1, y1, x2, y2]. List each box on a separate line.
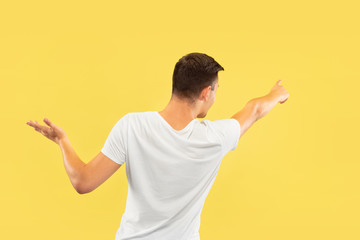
[172, 52, 224, 104]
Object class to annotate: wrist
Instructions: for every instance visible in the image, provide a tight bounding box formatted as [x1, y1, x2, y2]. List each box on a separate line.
[267, 91, 280, 103]
[58, 136, 69, 147]
[254, 92, 279, 120]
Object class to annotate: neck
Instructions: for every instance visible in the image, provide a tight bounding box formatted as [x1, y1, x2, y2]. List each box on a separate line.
[159, 95, 201, 122]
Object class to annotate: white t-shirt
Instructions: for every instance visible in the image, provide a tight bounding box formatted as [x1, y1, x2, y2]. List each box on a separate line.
[101, 111, 241, 240]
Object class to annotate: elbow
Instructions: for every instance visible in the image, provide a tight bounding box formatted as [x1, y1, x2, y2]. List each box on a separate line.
[75, 185, 90, 194]
[73, 167, 91, 194]
[74, 183, 84, 194]
[255, 104, 262, 121]
[249, 99, 261, 121]
[75, 187, 86, 194]
[74, 180, 90, 194]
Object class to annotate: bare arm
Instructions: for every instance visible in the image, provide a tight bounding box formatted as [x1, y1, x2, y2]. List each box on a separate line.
[231, 99, 258, 138]
[231, 80, 289, 138]
[58, 137, 86, 192]
[58, 137, 121, 194]
[26, 118, 121, 194]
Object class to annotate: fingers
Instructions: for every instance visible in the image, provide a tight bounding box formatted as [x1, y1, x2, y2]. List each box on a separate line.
[277, 79, 282, 85]
[26, 120, 35, 128]
[26, 120, 49, 135]
[44, 118, 55, 128]
[27, 120, 40, 130]
[280, 98, 287, 104]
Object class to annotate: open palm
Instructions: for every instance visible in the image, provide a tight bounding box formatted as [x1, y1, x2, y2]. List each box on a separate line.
[26, 118, 67, 145]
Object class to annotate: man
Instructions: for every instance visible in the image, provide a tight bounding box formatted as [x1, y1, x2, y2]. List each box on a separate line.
[26, 52, 289, 240]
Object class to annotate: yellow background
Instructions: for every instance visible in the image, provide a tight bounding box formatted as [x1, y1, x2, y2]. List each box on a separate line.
[1, 0, 359, 239]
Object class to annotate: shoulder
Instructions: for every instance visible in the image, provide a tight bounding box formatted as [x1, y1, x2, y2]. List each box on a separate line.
[200, 118, 241, 140]
[200, 118, 241, 152]
[200, 118, 240, 129]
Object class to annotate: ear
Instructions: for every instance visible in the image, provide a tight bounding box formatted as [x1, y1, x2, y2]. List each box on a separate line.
[200, 86, 211, 101]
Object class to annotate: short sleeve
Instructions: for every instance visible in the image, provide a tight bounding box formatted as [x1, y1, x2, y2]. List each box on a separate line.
[101, 114, 129, 165]
[210, 118, 241, 153]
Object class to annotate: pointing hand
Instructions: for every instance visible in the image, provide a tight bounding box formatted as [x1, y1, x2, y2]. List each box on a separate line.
[270, 80, 290, 104]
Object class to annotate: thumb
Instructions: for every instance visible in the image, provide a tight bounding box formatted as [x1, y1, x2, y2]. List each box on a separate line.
[44, 118, 56, 128]
[277, 79, 282, 85]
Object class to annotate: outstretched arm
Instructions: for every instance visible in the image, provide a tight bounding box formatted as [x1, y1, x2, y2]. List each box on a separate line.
[57, 136, 87, 192]
[231, 80, 289, 138]
[58, 137, 121, 194]
[26, 119, 121, 194]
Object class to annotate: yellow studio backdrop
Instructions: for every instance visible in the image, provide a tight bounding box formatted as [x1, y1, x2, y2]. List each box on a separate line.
[1, 0, 359, 239]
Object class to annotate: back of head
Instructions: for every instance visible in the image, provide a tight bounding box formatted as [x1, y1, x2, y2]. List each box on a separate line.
[172, 52, 224, 105]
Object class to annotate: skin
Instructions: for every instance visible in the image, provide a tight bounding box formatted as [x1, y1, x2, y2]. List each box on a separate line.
[231, 79, 289, 138]
[26, 78, 289, 194]
[158, 77, 219, 130]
